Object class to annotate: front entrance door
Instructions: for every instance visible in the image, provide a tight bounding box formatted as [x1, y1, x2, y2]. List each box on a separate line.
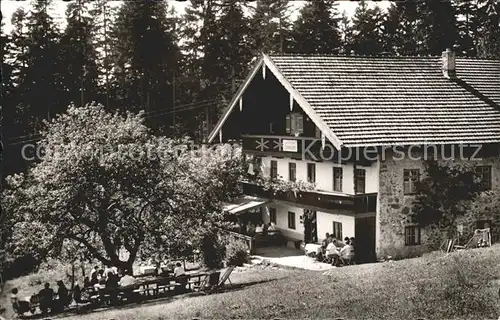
[355, 216, 376, 263]
[303, 209, 317, 243]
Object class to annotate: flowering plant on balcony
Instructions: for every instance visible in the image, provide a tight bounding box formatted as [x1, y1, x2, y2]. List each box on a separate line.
[244, 173, 316, 197]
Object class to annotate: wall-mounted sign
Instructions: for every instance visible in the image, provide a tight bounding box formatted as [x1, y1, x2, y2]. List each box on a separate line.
[282, 139, 298, 152]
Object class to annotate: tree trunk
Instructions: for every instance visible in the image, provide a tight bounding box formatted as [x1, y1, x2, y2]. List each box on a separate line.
[71, 262, 75, 290]
[118, 260, 133, 275]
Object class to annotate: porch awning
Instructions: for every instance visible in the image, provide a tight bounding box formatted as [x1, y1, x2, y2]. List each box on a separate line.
[223, 196, 269, 214]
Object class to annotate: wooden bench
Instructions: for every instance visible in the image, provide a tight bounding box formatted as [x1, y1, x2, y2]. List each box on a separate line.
[85, 272, 215, 306]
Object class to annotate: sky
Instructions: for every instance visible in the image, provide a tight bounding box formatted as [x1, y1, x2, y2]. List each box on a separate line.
[1, 1, 391, 34]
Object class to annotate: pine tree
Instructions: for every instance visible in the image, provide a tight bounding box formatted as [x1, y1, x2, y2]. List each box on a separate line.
[476, 0, 500, 58]
[89, 0, 117, 108]
[339, 10, 354, 54]
[419, 0, 459, 55]
[290, 0, 341, 54]
[110, 0, 179, 116]
[455, 0, 479, 56]
[384, 1, 459, 56]
[4, 8, 30, 138]
[384, 2, 421, 55]
[16, 0, 64, 129]
[250, 0, 292, 54]
[382, 3, 400, 54]
[351, 1, 385, 55]
[60, 0, 99, 107]
[203, 0, 254, 98]
[179, 0, 254, 139]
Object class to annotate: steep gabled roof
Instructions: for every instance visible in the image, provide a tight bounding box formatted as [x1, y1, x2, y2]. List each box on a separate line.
[269, 54, 500, 147]
[209, 53, 500, 147]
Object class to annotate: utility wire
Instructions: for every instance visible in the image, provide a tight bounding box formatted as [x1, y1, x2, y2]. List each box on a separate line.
[6, 101, 220, 146]
[5, 99, 221, 143]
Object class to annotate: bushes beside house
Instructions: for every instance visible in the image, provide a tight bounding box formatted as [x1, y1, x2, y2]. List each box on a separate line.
[224, 239, 249, 266]
[201, 233, 249, 269]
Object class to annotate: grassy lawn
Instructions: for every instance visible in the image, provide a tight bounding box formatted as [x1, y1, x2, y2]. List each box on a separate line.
[2, 246, 500, 319]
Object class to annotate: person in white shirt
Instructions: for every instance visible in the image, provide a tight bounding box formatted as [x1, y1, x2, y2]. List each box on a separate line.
[340, 239, 355, 264]
[268, 222, 276, 231]
[173, 262, 187, 293]
[119, 272, 136, 287]
[326, 239, 340, 266]
[255, 224, 264, 233]
[173, 262, 185, 277]
[104, 265, 117, 276]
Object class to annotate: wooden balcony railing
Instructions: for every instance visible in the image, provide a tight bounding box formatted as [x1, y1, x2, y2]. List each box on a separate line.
[241, 182, 377, 214]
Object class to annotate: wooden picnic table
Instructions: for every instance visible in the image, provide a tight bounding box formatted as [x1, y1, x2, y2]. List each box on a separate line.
[86, 271, 213, 304]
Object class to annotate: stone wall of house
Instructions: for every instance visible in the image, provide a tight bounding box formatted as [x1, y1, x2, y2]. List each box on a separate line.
[377, 147, 500, 260]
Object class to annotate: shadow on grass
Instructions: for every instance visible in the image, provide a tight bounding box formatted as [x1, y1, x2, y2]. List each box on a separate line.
[253, 246, 303, 258]
[18, 278, 280, 319]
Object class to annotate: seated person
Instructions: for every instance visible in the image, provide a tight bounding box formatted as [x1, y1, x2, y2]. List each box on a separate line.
[105, 272, 119, 289]
[174, 262, 188, 293]
[90, 271, 99, 286]
[90, 266, 99, 279]
[38, 283, 54, 314]
[119, 271, 136, 287]
[173, 262, 185, 277]
[10, 288, 19, 311]
[103, 272, 119, 304]
[321, 232, 332, 254]
[72, 282, 83, 304]
[340, 239, 355, 264]
[246, 223, 256, 235]
[11, 288, 33, 315]
[319, 234, 331, 258]
[321, 233, 330, 249]
[326, 239, 340, 266]
[164, 261, 175, 274]
[255, 224, 264, 233]
[11, 288, 30, 314]
[334, 238, 345, 248]
[98, 269, 106, 285]
[268, 222, 277, 231]
[104, 265, 117, 277]
[52, 280, 70, 312]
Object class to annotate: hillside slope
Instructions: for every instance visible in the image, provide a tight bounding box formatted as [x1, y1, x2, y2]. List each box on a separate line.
[2, 246, 500, 320]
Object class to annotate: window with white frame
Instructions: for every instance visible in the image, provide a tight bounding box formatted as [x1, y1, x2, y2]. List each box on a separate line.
[403, 169, 420, 194]
[333, 167, 343, 192]
[404, 226, 421, 246]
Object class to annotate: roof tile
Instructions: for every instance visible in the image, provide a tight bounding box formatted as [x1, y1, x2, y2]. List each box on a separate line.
[268, 55, 500, 147]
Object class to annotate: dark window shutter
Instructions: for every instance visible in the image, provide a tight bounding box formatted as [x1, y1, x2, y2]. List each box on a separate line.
[296, 114, 304, 134]
[286, 114, 291, 134]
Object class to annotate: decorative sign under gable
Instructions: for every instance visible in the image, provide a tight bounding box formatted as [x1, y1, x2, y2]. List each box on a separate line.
[282, 139, 298, 152]
[289, 93, 293, 111]
[239, 97, 243, 111]
[262, 63, 266, 79]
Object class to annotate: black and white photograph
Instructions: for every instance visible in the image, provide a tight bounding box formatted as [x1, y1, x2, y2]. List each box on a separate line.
[1, 0, 500, 319]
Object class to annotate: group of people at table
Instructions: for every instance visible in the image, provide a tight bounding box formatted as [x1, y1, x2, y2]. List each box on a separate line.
[241, 221, 277, 235]
[318, 233, 355, 266]
[10, 262, 188, 315]
[11, 280, 72, 315]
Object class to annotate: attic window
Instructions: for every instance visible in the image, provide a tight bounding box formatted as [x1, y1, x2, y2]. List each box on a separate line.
[286, 113, 304, 136]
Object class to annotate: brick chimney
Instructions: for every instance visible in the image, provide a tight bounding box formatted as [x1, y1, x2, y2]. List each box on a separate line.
[442, 48, 456, 79]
